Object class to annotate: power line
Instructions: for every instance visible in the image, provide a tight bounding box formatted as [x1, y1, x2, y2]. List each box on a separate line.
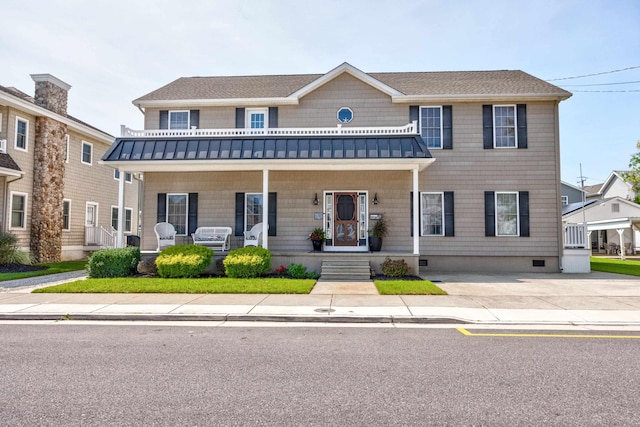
[546, 65, 640, 81]
[559, 80, 640, 87]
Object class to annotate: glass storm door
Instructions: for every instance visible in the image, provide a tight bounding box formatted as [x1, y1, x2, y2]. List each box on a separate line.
[334, 193, 358, 246]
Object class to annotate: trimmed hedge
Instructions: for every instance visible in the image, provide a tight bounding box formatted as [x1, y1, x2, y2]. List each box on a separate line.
[223, 246, 271, 278]
[156, 244, 213, 278]
[380, 257, 409, 278]
[88, 247, 141, 278]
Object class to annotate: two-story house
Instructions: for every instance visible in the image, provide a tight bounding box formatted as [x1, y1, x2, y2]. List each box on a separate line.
[103, 63, 571, 273]
[0, 74, 140, 262]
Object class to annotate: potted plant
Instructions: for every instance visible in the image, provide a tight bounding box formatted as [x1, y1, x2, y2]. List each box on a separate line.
[368, 216, 387, 252]
[308, 227, 325, 252]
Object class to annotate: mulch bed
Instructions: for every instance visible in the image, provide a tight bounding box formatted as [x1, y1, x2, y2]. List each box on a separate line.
[0, 264, 48, 274]
[373, 275, 424, 281]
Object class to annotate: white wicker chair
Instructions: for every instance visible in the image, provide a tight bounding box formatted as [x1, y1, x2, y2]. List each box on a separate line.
[243, 223, 268, 247]
[154, 222, 176, 251]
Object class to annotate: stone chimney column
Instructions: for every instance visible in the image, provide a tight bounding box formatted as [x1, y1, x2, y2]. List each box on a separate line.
[29, 74, 71, 263]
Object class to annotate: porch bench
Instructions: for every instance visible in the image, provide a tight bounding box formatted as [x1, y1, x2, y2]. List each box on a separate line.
[191, 227, 232, 251]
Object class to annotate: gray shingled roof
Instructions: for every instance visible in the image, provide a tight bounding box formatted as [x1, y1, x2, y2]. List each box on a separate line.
[0, 153, 22, 172]
[134, 70, 571, 102]
[103, 135, 432, 162]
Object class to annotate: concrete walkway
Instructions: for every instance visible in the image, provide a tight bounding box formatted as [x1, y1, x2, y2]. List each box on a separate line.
[1, 271, 640, 325]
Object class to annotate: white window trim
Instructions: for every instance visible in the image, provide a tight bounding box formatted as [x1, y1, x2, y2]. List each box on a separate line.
[81, 141, 93, 165]
[114, 169, 120, 180]
[561, 195, 569, 206]
[495, 191, 520, 236]
[166, 193, 188, 236]
[420, 192, 444, 236]
[493, 105, 517, 149]
[14, 116, 29, 152]
[111, 205, 118, 230]
[419, 106, 443, 150]
[244, 193, 263, 232]
[62, 199, 71, 231]
[169, 110, 190, 130]
[245, 108, 269, 129]
[65, 134, 70, 163]
[9, 191, 28, 230]
[125, 172, 132, 183]
[0, 112, 3, 132]
[124, 207, 133, 233]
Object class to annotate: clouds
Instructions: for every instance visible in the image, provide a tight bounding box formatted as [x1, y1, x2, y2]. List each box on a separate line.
[0, 0, 638, 184]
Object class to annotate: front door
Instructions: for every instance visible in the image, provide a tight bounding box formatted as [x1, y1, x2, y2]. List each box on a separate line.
[334, 192, 358, 246]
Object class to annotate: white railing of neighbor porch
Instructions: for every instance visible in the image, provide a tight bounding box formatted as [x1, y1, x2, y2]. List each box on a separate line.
[564, 223, 588, 249]
[85, 226, 117, 248]
[120, 121, 419, 138]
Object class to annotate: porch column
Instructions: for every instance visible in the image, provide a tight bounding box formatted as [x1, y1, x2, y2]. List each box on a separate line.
[117, 170, 125, 248]
[616, 228, 625, 260]
[412, 167, 419, 255]
[262, 168, 269, 249]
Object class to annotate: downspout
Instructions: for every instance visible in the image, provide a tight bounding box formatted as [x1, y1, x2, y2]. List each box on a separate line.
[3, 174, 24, 233]
[554, 100, 564, 271]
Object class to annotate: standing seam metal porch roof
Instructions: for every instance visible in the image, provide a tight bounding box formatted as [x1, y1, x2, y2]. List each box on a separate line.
[102, 135, 433, 163]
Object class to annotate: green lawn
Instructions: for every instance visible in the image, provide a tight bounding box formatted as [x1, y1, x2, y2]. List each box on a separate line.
[590, 257, 640, 276]
[374, 279, 447, 295]
[33, 277, 317, 294]
[0, 260, 87, 282]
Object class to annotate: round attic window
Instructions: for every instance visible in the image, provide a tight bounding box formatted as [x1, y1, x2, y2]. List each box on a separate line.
[337, 107, 353, 123]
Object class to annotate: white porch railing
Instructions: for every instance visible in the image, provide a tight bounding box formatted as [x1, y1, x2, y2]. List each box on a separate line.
[85, 226, 117, 248]
[564, 223, 588, 249]
[120, 121, 419, 138]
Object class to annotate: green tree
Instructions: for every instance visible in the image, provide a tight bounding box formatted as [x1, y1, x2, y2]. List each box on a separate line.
[622, 141, 640, 203]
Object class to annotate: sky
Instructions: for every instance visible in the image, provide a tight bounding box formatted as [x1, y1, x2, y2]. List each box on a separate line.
[1, 0, 638, 187]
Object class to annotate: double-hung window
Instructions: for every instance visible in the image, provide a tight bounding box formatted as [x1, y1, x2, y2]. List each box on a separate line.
[420, 192, 444, 235]
[169, 111, 189, 129]
[420, 107, 442, 149]
[246, 108, 268, 133]
[81, 141, 92, 165]
[245, 193, 263, 231]
[496, 192, 519, 236]
[15, 117, 28, 151]
[493, 105, 517, 148]
[166, 194, 188, 235]
[10, 192, 27, 229]
[62, 200, 71, 231]
[111, 207, 133, 232]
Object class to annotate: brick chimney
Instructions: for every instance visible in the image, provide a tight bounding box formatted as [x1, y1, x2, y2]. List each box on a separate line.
[30, 74, 71, 116]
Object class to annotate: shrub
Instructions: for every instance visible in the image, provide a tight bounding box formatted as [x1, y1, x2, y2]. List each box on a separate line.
[380, 257, 409, 278]
[223, 246, 271, 278]
[0, 232, 31, 265]
[88, 247, 141, 278]
[287, 263, 308, 279]
[156, 245, 213, 278]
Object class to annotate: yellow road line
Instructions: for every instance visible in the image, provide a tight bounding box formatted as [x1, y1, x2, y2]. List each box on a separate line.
[457, 328, 640, 339]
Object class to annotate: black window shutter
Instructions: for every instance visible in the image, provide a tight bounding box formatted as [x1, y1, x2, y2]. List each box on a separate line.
[516, 104, 527, 149]
[442, 106, 453, 150]
[482, 105, 493, 149]
[410, 192, 421, 236]
[519, 191, 530, 237]
[444, 191, 454, 236]
[235, 108, 245, 129]
[268, 107, 278, 128]
[157, 193, 167, 223]
[268, 192, 277, 236]
[159, 111, 168, 129]
[188, 193, 198, 235]
[190, 110, 199, 129]
[235, 193, 245, 236]
[409, 106, 419, 126]
[485, 191, 495, 236]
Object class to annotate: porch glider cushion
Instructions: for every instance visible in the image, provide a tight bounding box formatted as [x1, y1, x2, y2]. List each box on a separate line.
[102, 135, 433, 162]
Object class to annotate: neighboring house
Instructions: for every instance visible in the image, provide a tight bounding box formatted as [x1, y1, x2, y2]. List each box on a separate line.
[102, 62, 572, 273]
[560, 181, 586, 206]
[0, 74, 140, 262]
[563, 171, 640, 255]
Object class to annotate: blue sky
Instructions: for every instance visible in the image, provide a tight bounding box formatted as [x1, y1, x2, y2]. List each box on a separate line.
[1, 0, 638, 186]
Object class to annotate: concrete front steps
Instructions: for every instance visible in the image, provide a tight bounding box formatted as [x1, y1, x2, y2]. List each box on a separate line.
[319, 258, 372, 281]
